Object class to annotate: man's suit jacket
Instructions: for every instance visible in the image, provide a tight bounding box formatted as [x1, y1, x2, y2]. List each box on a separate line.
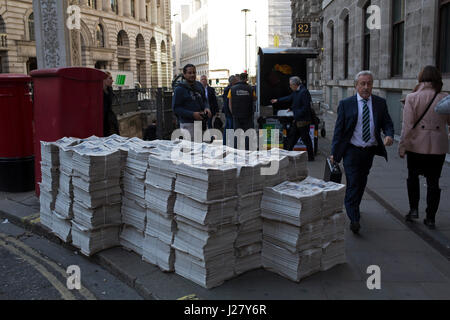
[331, 94, 394, 163]
[205, 86, 219, 115]
[277, 85, 312, 122]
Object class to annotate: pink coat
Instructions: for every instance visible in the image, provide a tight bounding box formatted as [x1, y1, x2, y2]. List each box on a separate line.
[399, 82, 450, 156]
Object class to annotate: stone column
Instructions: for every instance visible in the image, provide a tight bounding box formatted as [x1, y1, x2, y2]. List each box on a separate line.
[81, 0, 88, 6]
[139, 0, 146, 22]
[151, 0, 158, 25]
[118, 0, 124, 15]
[124, 0, 132, 17]
[134, 0, 140, 20]
[103, 0, 111, 12]
[147, 2, 152, 22]
[33, 0, 82, 68]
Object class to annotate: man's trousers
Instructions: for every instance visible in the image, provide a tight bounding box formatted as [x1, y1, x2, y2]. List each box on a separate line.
[342, 144, 376, 223]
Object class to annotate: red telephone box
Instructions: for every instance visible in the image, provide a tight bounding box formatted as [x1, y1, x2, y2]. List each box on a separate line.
[0, 74, 35, 192]
[31, 67, 107, 195]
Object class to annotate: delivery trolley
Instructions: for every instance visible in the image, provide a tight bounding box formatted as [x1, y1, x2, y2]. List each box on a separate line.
[255, 47, 321, 152]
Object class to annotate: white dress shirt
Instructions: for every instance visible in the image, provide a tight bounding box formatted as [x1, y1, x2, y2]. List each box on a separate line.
[350, 93, 377, 147]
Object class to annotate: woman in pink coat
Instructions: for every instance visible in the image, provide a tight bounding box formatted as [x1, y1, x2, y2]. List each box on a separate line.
[399, 66, 450, 229]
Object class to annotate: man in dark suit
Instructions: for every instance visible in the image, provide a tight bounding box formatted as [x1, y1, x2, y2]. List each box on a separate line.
[200, 75, 219, 129]
[331, 71, 394, 234]
[271, 76, 315, 161]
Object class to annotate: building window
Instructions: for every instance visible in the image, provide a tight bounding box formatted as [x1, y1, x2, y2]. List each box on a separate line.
[111, 0, 118, 14]
[28, 13, 35, 41]
[344, 15, 349, 79]
[391, 0, 405, 77]
[363, 1, 371, 71]
[438, 0, 450, 74]
[146, 4, 149, 21]
[88, 0, 97, 9]
[329, 23, 334, 80]
[96, 24, 105, 47]
[117, 32, 124, 46]
[131, 0, 135, 18]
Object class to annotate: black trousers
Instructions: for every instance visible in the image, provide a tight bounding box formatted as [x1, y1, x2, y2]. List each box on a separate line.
[342, 145, 376, 223]
[286, 124, 314, 160]
[406, 151, 445, 216]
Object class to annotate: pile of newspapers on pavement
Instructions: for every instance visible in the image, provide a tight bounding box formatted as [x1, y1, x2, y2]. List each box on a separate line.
[261, 177, 346, 281]
[39, 136, 346, 288]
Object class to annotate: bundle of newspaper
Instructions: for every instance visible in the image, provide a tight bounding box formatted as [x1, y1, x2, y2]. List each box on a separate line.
[322, 212, 346, 244]
[234, 218, 263, 275]
[263, 219, 324, 253]
[174, 158, 238, 202]
[236, 192, 263, 224]
[145, 185, 176, 217]
[69, 143, 122, 255]
[142, 209, 177, 272]
[276, 149, 308, 181]
[52, 211, 72, 243]
[146, 154, 177, 192]
[261, 181, 324, 227]
[297, 177, 346, 218]
[262, 241, 322, 282]
[39, 137, 80, 231]
[72, 221, 120, 256]
[172, 216, 237, 288]
[120, 224, 144, 256]
[223, 151, 265, 195]
[257, 150, 290, 188]
[320, 240, 346, 271]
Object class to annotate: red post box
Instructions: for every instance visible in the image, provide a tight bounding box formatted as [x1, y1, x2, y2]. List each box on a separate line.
[0, 74, 35, 192]
[31, 67, 107, 195]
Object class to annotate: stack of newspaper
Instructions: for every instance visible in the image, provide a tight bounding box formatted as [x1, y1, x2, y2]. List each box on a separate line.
[120, 143, 157, 255]
[70, 143, 122, 255]
[171, 158, 239, 288]
[258, 151, 290, 188]
[143, 152, 178, 272]
[277, 149, 308, 181]
[50, 140, 85, 243]
[261, 178, 346, 282]
[172, 217, 237, 289]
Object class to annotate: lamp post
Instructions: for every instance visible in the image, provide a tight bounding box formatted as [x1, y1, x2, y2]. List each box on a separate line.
[241, 9, 250, 73]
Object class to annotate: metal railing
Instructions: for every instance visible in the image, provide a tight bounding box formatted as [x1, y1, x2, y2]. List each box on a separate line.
[136, 48, 146, 61]
[0, 33, 7, 49]
[112, 87, 175, 140]
[117, 46, 130, 58]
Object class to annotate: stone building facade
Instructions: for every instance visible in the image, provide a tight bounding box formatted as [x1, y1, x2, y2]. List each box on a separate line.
[321, 0, 450, 135]
[290, 0, 323, 90]
[0, 0, 173, 88]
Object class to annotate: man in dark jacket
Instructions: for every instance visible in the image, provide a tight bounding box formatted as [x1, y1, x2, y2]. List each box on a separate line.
[229, 73, 255, 131]
[200, 75, 219, 129]
[222, 75, 238, 145]
[271, 76, 314, 160]
[172, 64, 211, 140]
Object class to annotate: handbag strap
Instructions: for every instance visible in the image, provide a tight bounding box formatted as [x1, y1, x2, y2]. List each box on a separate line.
[412, 92, 439, 129]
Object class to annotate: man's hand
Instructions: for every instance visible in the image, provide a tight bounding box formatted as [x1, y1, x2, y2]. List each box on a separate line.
[193, 112, 203, 121]
[270, 99, 278, 104]
[329, 155, 334, 164]
[384, 136, 394, 147]
[204, 108, 212, 118]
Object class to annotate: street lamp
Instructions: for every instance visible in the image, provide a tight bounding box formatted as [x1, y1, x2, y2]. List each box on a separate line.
[241, 9, 250, 73]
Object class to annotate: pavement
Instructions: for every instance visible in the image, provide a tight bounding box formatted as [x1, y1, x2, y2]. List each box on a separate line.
[1, 111, 450, 300]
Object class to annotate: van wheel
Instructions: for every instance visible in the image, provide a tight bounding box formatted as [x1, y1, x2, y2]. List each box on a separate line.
[321, 128, 326, 138]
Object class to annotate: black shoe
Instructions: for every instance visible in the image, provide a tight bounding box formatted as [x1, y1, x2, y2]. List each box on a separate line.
[423, 219, 436, 230]
[350, 222, 360, 234]
[405, 209, 419, 222]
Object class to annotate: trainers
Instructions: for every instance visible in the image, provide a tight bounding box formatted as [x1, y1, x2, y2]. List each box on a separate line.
[350, 221, 360, 234]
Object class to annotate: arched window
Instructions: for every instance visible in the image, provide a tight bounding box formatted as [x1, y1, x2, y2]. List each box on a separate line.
[96, 24, 105, 47]
[28, 13, 35, 41]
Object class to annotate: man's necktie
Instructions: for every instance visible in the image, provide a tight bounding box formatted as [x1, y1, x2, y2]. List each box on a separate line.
[362, 99, 371, 143]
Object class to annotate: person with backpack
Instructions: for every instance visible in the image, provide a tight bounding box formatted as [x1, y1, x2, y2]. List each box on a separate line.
[271, 76, 315, 161]
[172, 64, 211, 140]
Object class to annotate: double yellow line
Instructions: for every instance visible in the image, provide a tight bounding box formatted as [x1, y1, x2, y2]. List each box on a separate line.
[0, 232, 97, 300]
